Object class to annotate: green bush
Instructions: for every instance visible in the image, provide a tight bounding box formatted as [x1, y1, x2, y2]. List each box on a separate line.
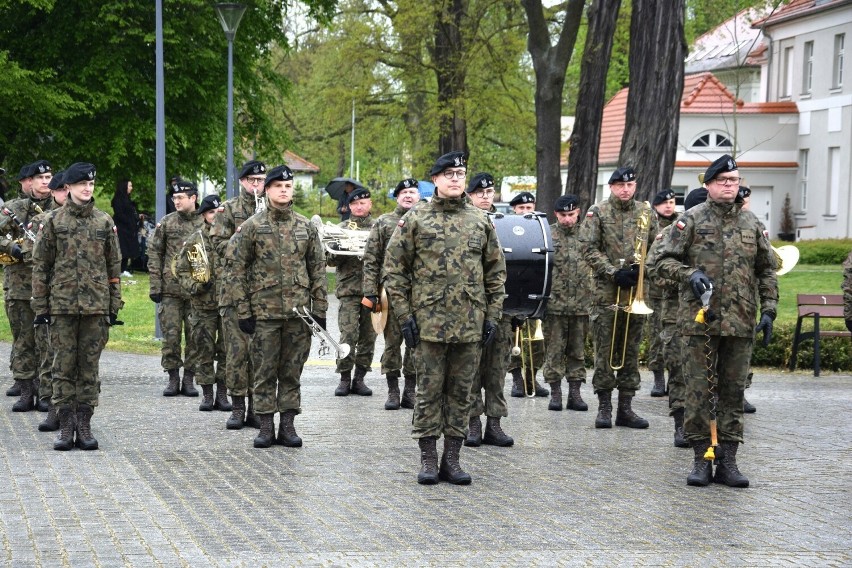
[773, 238, 852, 265]
[751, 321, 852, 371]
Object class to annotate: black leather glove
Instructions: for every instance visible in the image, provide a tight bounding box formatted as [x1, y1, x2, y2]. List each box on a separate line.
[846, 319, 852, 334]
[149, 292, 162, 304]
[688, 270, 712, 300]
[613, 267, 638, 288]
[481, 320, 498, 346]
[109, 314, 124, 326]
[10, 243, 23, 260]
[754, 312, 775, 347]
[33, 314, 50, 326]
[201, 280, 214, 291]
[238, 316, 256, 335]
[401, 316, 420, 348]
[312, 313, 327, 330]
[511, 316, 525, 331]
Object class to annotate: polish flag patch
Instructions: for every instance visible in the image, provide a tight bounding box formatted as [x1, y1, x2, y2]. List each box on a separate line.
[586, 211, 594, 218]
[397, 219, 405, 227]
[676, 220, 686, 230]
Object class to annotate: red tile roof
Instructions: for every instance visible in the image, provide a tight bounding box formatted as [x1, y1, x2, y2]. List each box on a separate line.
[283, 150, 320, 173]
[753, 0, 851, 28]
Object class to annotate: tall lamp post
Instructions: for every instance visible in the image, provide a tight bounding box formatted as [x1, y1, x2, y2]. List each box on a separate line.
[214, 3, 247, 199]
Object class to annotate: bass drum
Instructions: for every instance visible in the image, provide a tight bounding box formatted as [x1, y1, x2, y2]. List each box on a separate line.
[490, 212, 553, 319]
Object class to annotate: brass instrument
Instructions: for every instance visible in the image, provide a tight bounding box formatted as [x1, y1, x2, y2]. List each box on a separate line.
[609, 203, 653, 370]
[0, 206, 38, 266]
[311, 215, 369, 258]
[186, 233, 211, 283]
[293, 306, 350, 359]
[0, 236, 24, 266]
[253, 190, 266, 215]
[511, 318, 544, 398]
[773, 245, 799, 276]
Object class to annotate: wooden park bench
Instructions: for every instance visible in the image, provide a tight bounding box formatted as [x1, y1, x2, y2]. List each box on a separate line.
[789, 294, 851, 376]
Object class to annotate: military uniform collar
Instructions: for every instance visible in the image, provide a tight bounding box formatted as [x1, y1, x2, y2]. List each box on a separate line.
[556, 222, 576, 235]
[239, 188, 261, 204]
[608, 195, 636, 211]
[348, 214, 372, 228]
[30, 195, 52, 211]
[66, 198, 95, 217]
[267, 203, 293, 221]
[431, 195, 466, 211]
[178, 209, 196, 221]
[708, 198, 740, 216]
[393, 204, 410, 216]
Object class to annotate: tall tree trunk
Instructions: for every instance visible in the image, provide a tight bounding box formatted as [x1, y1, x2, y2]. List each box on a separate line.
[565, 0, 622, 213]
[432, 0, 469, 156]
[618, 0, 686, 202]
[521, 0, 584, 220]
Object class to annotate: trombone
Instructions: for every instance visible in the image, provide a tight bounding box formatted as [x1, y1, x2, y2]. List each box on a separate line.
[293, 306, 351, 359]
[511, 318, 544, 397]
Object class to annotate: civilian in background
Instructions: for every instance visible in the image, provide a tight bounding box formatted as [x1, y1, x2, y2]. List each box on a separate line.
[112, 179, 141, 277]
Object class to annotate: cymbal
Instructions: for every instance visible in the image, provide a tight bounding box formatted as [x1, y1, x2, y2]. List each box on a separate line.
[371, 287, 389, 334]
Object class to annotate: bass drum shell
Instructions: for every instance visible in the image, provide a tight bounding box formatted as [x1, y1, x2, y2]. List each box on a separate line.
[490, 212, 553, 319]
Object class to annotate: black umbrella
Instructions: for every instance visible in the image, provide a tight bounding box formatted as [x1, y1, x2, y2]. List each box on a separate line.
[324, 177, 364, 201]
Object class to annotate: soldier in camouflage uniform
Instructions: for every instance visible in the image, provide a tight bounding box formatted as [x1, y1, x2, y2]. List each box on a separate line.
[361, 178, 420, 410]
[328, 187, 376, 397]
[31, 162, 123, 451]
[647, 189, 678, 398]
[175, 194, 232, 413]
[542, 195, 591, 413]
[653, 155, 777, 488]
[1, 159, 54, 412]
[385, 151, 506, 485]
[210, 160, 266, 429]
[148, 180, 204, 398]
[229, 165, 328, 449]
[843, 250, 852, 330]
[580, 167, 657, 430]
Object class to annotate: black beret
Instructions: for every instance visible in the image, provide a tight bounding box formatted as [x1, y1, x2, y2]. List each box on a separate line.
[509, 191, 536, 206]
[393, 178, 419, 197]
[63, 162, 96, 184]
[264, 165, 294, 188]
[703, 154, 737, 183]
[608, 167, 636, 184]
[684, 188, 708, 211]
[198, 194, 221, 215]
[348, 187, 371, 204]
[173, 180, 197, 194]
[466, 172, 495, 194]
[738, 185, 751, 200]
[554, 194, 579, 212]
[48, 170, 66, 190]
[30, 160, 52, 176]
[15, 164, 31, 181]
[238, 160, 267, 179]
[429, 151, 467, 176]
[653, 189, 676, 206]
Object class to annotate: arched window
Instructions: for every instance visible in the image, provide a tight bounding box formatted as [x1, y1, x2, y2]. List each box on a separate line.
[690, 131, 734, 150]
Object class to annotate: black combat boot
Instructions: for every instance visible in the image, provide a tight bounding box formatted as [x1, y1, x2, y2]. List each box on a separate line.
[335, 370, 352, 396]
[351, 366, 372, 396]
[713, 441, 749, 488]
[245, 395, 261, 429]
[53, 407, 76, 451]
[527, 369, 549, 397]
[181, 369, 199, 397]
[672, 408, 689, 448]
[253, 414, 275, 448]
[595, 390, 613, 429]
[12, 379, 34, 412]
[650, 370, 666, 397]
[384, 372, 400, 410]
[277, 409, 302, 447]
[548, 381, 563, 411]
[417, 436, 439, 485]
[226, 396, 245, 430]
[464, 416, 482, 447]
[510, 368, 524, 397]
[401, 374, 416, 409]
[743, 397, 756, 413]
[75, 404, 98, 450]
[38, 403, 59, 432]
[199, 385, 215, 411]
[36, 397, 49, 412]
[213, 380, 232, 411]
[615, 391, 649, 429]
[687, 440, 713, 486]
[163, 369, 180, 397]
[483, 417, 514, 447]
[6, 380, 21, 397]
[439, 437, 472, 485]
[567, 380, 588, 411]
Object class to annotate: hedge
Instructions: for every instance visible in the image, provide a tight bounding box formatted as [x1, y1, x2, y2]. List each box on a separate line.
[772, 238, 852, 265]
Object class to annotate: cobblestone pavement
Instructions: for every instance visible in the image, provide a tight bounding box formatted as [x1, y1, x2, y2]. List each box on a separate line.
[0, 328, 850, 566]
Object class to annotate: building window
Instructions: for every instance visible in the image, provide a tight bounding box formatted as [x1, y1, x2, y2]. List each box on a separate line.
[833, 34, 845, 89]
[826, 147, 839, 216]
[799, 149, 809, 211]
[802, 41, 813, 94]
[781, 46, 794, 98]
[689, 131, 734, 150]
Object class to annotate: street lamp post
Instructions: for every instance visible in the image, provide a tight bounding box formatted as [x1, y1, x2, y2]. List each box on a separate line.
[214, 3, 247, 199]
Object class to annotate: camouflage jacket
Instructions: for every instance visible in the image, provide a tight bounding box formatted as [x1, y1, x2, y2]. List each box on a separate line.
[326, 214, 374, 298]
[647, 214, 679, 301]
[652, 199, 778, 337]
[210, 189, 261, 308]
[384, 195, 506, 343]
[579, 195, 657, 305]
[147, 210, 204, 298]
[843, 251, 852, 320]
[362, 205, 408, 296]
[175, 221, 219, 310]
[31, 198, 123, 316]
[229, 204, 328, 320]
[0, 195, 52, 300]
[547, 222, 592, 316]
[22, 197, 62, 259]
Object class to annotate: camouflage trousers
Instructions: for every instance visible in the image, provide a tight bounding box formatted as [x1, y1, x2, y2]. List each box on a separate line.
[508, 319, 544, 373]
[646, 297, 665, 372]
[157, 295, 197, 372]
[661, 317, 686, 414]
[412, 341, 480, 440]
[682, 335, 752, 444]
[250, 318, 312, 415]
[380, 300, 415, 376]
[469, 318, 511, 419]
[542, 314, 588, 383]
[335, 296, 376, 373]
[37, 324, 53, 401]
[189, 307, 224, 386]
[50, 315, 109, 409]
[221, 306, 252, 396]
[590, 304, 646, 395]
[6, 298, 37, 381]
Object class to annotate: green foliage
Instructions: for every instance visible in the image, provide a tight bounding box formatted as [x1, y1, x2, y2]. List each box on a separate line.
[773, 239, 852, 266]
[751, 322, 852, 372]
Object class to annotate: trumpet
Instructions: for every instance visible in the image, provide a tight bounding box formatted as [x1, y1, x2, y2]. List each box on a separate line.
[311, 215, 369, 258]
[292, 306, 350, 359]
[511, 318, 544, 398]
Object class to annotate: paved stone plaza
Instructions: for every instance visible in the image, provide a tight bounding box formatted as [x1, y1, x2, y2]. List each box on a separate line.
[0, 333, 850, 566]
